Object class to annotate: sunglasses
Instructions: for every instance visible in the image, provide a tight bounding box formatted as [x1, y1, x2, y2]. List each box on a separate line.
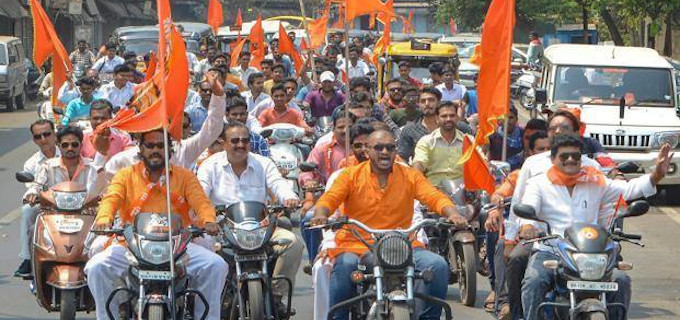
[389, 88, 403, 92]
[199, 88, 213, 93]
[352, 142, 367, 149]
[33, 131, 53, 140]
[230, 137, 250, 145]
[557, 152, 581, 162]
[60, 141, 80, 149]
[372, 143, 396, 152]
[142, 142, 165, 150]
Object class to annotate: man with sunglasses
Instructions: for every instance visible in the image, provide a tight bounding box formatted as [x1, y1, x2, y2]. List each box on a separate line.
[15, 120, 61, 277]
[185, 81, 214, 132]
[519, 134, 672, 320]
[197, 121, 304, 316]
[311, 129, 468, 320]
[389, 85, 422, 127]
[380, 78, 407, 110]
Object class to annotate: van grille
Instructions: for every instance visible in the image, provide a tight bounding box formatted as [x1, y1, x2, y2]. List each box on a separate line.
[589, 133, 651, 150]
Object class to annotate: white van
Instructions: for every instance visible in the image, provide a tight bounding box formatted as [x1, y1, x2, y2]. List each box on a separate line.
[535, 44, 680, 187]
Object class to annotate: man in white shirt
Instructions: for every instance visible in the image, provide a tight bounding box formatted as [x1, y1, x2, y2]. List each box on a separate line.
[15, 120, 61, 277]
[186, 49, 200, 78]
[231, 51, 259, 85]
[435, 66, 466, 102]
[91, 43, 125, 75]
[104, 72, 226, 181]
[337, 45, 369, 80]
[99, 64, 135, 110]
[240, 72, 271, 113]
[197, 121, 304, 312]
[519, 134, 672, 320]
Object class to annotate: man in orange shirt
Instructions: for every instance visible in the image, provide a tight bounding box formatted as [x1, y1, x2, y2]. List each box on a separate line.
[311, 129, 467, 320]
[86, 129, 226, 320]
[258, 83, 313, 135]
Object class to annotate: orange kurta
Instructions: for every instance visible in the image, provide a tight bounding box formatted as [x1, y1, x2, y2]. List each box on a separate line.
[95, 163, 216, 227]
[494, 169, 519, 198]
[316, 161, 454, 257]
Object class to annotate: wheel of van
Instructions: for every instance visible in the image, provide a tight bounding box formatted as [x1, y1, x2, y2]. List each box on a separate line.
[15, 90, 25, 110]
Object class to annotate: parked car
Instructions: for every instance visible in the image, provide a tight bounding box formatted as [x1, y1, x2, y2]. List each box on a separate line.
[0, 36, 28, 111]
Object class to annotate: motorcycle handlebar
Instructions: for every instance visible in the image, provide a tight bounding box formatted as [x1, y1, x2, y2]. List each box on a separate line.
[310, 218, 439, 234]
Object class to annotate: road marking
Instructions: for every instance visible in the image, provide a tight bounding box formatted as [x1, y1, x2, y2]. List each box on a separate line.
[656, 206, 680, 226]
[0, 206, 21, 226]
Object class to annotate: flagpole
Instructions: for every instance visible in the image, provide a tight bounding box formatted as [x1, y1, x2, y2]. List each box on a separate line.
[343, 10, 351, 161]
[162, 125, 177, 320]
[501, 115, 508, 161]
[296, 0, 316, 77]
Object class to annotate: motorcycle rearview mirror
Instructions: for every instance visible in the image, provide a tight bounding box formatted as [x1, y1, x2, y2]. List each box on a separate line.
[15, 171, 35, 183]
[53, 107, 64, 115]
[624, 200, 649, 218]
[534, 89, 547, 105]
[299, 162, 318, 172]
[616, 161, 639, 174]
[513, 204, 538, 220]
[260, 129, 273, 139]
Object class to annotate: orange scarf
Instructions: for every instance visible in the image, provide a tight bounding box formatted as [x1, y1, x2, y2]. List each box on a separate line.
[547, 165, 605, 187]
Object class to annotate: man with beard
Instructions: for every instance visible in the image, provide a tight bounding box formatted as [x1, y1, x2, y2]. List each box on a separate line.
[15, 120, 61, 277]
[311, 129, 468, 320]
[298, 110, 353, 187]
[87, 129, 226, 320]
[303, 71, 346, 118]
[390, 85, 422, 127]
[69, 39, 95, 69]
[263, 63, 287, 96]
[194, 46, 219, 78]
[197, 122, 303, 316]
[380, 78, 406, 109]
[212, 55, 245, 91]
[398, 87, 441, 162]
[412, 101, 464, 185]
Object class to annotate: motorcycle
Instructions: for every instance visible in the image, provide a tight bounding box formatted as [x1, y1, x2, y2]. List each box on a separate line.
[15, 171, 97, 320]
[93, 213, 209, 320]
[422, 179, 481, 306]
[513, 200, 649, 320]
[260, 124, 314, 199]
[515, 68, 540, 117]
[216, 202, 295, 320]
[52, 108, 92, 132]
[311, 218, 454, 320]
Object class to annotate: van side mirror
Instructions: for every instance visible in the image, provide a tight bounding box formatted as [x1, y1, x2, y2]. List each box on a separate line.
[535, 89, 547, 105]
[624, 200, 649, 218]
[15, 171, 35, 183]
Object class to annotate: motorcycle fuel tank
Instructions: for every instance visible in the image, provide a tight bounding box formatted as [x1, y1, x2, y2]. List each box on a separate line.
[564, 223, 609, 253]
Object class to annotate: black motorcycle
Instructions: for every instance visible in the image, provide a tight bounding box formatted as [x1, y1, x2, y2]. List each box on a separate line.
[216, 202, 295, 320]
[513, 200, 648, 320]
[311, 217, 453, 320]
[94, 212, 208, 320]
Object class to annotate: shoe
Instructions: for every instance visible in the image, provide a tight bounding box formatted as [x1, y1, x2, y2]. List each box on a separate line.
[13, 260, 31, 278]
[484, 290, 496, 312]
[497, 304, 511, 320]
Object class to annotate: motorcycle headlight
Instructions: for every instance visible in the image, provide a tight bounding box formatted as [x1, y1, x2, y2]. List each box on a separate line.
[140, 240, 172, 265]
[572, 253, 608, 280]
[53, 191, 86, 211]
[652, 132, 680, 149]
[376, 233, 411, 269]
[232, 227, 267, 250]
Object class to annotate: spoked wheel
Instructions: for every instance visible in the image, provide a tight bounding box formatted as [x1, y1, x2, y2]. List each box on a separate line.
[456, 242, 477, 307]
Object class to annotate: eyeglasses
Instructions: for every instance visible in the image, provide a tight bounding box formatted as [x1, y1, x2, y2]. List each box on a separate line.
[352, 142, 367, 149]
[142, 142, 165, 150]
[230, 137, 250, 145]
[557, 152, 581, 161]
[548, 124, 573, 132]
[199, 88, 213, 94]
[60, 141, 80, 149]
[372, 143, 396, 152]
[33, 131, 53, 140]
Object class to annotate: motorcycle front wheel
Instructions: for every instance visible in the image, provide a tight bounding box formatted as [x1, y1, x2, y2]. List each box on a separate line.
[388, 304, 411, 320]
[455, 241, 477, 307]
[148, 304, 165, 320]
[59, 289, 77, 320]
[247, 280, 266, 320]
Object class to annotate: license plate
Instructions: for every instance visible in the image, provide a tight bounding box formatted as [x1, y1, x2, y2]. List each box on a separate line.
[57, 218, 84, 233]
[567, 281, 618, 292]
[137, 270, 173, 281]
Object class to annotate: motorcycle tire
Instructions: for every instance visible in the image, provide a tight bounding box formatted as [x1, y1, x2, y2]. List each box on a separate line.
[148, 304, 165, 320]
[580, 312, 607, 320]
[247, 280, 266, 320]
[457, 242, 477, 307]
[388, 304, 412, 320]
[59, 289, 77, 320]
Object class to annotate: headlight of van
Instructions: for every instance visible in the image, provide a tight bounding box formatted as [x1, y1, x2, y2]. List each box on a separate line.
[652, 132, 680, 149]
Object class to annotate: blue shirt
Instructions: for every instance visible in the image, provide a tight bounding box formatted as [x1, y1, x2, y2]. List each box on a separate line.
[296, 86, 310, 102]
[465, 90, 478, 117]
[249, 131, 270, 157]
[62, 97, 95, 126]
[186, 102, 208, 132]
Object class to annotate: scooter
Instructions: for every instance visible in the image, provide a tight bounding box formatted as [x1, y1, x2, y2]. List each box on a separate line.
[515, 69, 540, 117]
[216, 202, 297, 320]
[260, 124, 314, 199]
[15, 171, 97, 320]
[94, 213, 208, 320]
[513, 200, 649, 320]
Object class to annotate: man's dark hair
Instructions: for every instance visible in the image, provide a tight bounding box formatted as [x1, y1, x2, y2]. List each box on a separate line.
[272, 63, 285, 73]
[105, 43, 116, 51]
[261, 59, 274, 67]
[442, 65, 456, 75]
[428, 62, 443, 75]
[550, 133, 583, 158]
[227, 96, 248, 111]
[77, 39, 88, 46]
[404, 85, 419, 94]
[436, 101, 460, 115]
[248, 72, 265, 86]
[113, 64, 133, 75]
[221, 120, 249, 139]
[350, 91, 373, 105]
[139, 129, 171, 146]
[208, 66, 226, 79]
[349, 123, 375, 143]
[350, 76, 371, 91]
[57, 125, 84, 143]
[509, 106, 518, 117]
[76, 76, 97, 87]
[122, 51, 137, 61]
[90, 99, 113, 116]
[528, 130, 549, 151]
[271, 83, 286, 95]
[398, 61, 411, 69]
[214, 53, 229, 62]
[283, 77, 298, 88]
[239, 51, 251, 59]
[525, 118, 548, 131]
[332, 108, 357, 126]
[348, 45, 360, 54]
[30, 119, 55, 134]
[549, 110, 579, 132]
[385, 78, 402, 88]
[420, 86, 442, 102]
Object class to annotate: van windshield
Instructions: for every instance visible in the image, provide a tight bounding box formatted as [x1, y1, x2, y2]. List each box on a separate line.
[554, 66, 673, 107]
[0, 44, 6, 65]
[390, 57, 450, 83]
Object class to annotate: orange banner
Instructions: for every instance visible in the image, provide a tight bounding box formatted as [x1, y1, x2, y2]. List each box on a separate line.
[277, 24, 304, 76]
[463, 136, 495, 194]
[207, 0, 224, 33]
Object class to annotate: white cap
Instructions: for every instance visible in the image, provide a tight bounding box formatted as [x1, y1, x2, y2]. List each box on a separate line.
[320, 71, 335, 83]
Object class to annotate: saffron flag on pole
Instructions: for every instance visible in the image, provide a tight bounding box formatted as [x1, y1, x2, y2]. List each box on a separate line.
[345, 0, 390, 22]
[402, 10, 414, 34]
[230, 37, 247, 69]
[277, 24, 304, 76]
[235, 8, 243, 27]
[248, 13, 265, 69]
[458, 0, 515, 164]
[307, 14, 329, 49]
[207, 0, 224, 34]
[29, 0, 73, 108]
[144, 52, 157, 81]
[462, 135, 496, 194]
[449, 18, 457, 35]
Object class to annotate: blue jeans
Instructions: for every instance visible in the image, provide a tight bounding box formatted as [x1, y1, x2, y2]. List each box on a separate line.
[522, 251, 631, 320]
[329, 249, 449, 320]
[300, 211, 321, 261]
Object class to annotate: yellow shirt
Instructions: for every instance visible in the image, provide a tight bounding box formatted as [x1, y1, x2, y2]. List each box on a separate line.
[95, 163, 216, 227]
[263, 79, 275, 96]
[412, 128, 464, 186]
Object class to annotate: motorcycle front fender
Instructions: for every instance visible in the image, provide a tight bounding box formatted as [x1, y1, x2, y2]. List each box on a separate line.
[451, 230, 476, 244]
[45, 264, 87, 289]
[573, 298, 609, 318]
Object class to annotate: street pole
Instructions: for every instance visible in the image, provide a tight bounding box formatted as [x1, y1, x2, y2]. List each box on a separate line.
[296, 0, 316, 77]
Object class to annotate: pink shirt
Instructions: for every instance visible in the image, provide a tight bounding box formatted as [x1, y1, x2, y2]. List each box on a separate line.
[298, 137, 350, 186]
[81, 130, 132, 159]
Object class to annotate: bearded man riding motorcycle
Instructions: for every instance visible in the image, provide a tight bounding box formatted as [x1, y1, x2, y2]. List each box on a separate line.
[311, 129, 468, 320]
[87, 129, 227, 320]
[519, 134, 672, 320]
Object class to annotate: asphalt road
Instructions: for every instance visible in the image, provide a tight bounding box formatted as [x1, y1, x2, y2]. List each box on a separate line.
[0, 101, 678, 319]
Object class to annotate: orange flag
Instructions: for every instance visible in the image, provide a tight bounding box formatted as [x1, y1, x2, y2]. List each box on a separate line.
[235, 8, 243, 27]
[248, 14, 265, 69]
[277, 24, 304, 76]
[230, 37, 247, 68]
[369, 13, 376, 29]
[458, 0, 515, 164]
[462, 135, 496, 195]
[345, 0, 390, 22]
[402, 10, 414, 34]
[300, 38, 309, 51]
[207, 0, 224, 34]
[449, 18, 457, 35]
[308, 14, 329, 49]
[29, 0, 73, 108]
[331, 4, 345, 29]
[145, 52, 157, 81]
